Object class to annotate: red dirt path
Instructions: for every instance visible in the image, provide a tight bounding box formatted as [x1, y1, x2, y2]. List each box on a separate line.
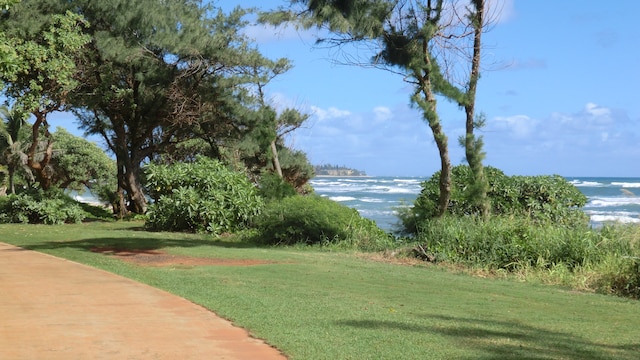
[0, 242, 287, 359]
[90, 246, 275, 267]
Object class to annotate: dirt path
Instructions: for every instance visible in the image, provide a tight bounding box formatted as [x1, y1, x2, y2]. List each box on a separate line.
[0, 242, 286, 359]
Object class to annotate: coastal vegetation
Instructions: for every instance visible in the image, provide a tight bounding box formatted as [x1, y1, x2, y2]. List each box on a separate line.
[1, 1, 639, 358]
[1, 221, 639, 360]
[314, 164, 367, 176]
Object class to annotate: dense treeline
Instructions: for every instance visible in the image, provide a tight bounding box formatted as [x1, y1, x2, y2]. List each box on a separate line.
[314, 164, 366, 176]
[0, 0, 313, 215]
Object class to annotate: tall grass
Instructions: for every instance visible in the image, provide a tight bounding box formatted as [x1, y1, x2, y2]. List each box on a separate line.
[412, 216, 640, 298]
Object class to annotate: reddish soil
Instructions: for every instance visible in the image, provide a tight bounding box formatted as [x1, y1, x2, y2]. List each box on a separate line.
[90, 246, 275, 267]
[0, 242, 287, 359]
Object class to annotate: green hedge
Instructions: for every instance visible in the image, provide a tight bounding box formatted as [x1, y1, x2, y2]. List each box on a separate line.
[144, 157, 263, 234]
[0, 189, 86, 224]
[252, 195, 393, 250]
[401, 165, 588, 233]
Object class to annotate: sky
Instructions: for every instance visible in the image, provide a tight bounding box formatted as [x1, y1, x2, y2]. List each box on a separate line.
[54, 1, 640, 177]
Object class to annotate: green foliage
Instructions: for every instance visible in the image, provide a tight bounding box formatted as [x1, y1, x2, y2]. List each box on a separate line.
[258, 172, 297, 201]
[596, 255, 640, 299]
[402, 165, 588, 233]
[0, 188, 85, 224]
[414, 217, 601, 270]
[252, 194, 393, 250]
[411, 217, 640, 298]
[50, 127, 116, 193]
[144, 156, 263, 234]
[2, 10, 90, 113]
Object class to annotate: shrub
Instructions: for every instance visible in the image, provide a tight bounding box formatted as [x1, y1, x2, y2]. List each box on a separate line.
[413, 216, 606, 271]
[401, 165, 588, 234]
[258, 172, 297, 202]
[0, 189, 86, 224]
[144, 157, 263, 234]
[252, 195, 393, 250]
[596, 256, 640, 299]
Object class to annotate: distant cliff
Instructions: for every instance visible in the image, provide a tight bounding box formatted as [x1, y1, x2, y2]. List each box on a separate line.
[314, 164, 367, 176]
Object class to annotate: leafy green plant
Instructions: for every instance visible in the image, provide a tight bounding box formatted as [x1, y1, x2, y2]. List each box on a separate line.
[257, 172, 297, 202]
[252, 194, 393, 250]
[416, 217, 593, 270]
[596, 256, 640, 298]
[0, 188, 85, 224]
[401, 165, 588, 234]
[144, 156, 263, 234]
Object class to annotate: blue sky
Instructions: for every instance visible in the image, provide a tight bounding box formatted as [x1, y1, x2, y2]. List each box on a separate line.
[219, 0, 640, 177]
[50, 1, 639, 177]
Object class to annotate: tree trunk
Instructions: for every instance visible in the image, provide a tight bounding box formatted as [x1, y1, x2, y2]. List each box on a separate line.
[432, 123, 451, 217]
[270, 139, 283, 178]
[8, 167, 15, 195]
[463, 0, 489, 218]
[419, 37, 451, 217]
[124, 162, 147, 214]
[113, 157, 128, 219]
[26, 112, 55, 191]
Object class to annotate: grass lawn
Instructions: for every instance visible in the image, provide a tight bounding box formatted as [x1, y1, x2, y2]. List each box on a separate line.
[2, 222, 639, 359]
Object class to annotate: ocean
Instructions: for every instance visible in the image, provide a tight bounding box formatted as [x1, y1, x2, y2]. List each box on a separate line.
[310, 176, 640, 231]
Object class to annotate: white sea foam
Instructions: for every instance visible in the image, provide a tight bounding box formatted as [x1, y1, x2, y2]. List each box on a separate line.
[612, 182, 640, 188]
[590, 214, 640, 224]
[387, 187, 418, 194]
[393, 178, 421, 184]
[330, 196, 357, 202]
[570, 180, 605, 187]
[587, 197, 640, 208]
[361, 197, 385, 203]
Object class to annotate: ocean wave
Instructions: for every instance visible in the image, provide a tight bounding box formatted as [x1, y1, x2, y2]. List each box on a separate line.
[361, 197, 385, 203]
[611, 182, 640, 188]
[569, 180, 605, 187]
[586, 197, 640, 208]
[329, 196, 357, 202]
[386, 187, 419, 194]
[358, 209, 398, 216]
[590, 214, 640, 224]
[393, 178, 422, 184]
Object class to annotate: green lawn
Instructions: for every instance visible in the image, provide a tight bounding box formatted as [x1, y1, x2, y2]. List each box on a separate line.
[2, 222, 639, 359]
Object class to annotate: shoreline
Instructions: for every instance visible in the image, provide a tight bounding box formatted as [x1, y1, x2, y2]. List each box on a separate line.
[313, 175, 372, 178]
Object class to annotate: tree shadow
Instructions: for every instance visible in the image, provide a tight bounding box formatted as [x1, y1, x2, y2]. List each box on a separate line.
[337, 313, 640, 360]
[19, 232, 264, 253]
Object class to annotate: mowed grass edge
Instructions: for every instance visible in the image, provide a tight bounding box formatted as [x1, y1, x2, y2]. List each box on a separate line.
[2, 222, 639, 359]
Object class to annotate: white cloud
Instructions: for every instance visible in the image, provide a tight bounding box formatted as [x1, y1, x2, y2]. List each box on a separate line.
[491, 114, 538, 138]
[584, 102, 612, 119]
[483, 103, 638, 175]
[373, 106, 393, 122]
[310, 105, 352, 121]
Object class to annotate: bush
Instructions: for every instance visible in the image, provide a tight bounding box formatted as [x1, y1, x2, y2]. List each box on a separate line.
[596, 256, 640, 299]
[401, 165, 588, 234]
[252, 195, 393, 250]
[258, 172, 297, 202]
[413, 216, 608, 271]
[0, 189, 86, 224]
[144, 157, 263, 234]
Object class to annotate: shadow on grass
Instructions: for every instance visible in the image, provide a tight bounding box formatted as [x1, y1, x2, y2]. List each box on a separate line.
[19, 232, 262, 253]
[338, 314, 640, 360]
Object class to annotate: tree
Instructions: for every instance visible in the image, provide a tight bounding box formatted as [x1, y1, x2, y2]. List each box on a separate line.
[0, 105, 29, 194]
[262, 0, 494, 216]
[49, 127, 116, 195]
[0, 0, 21, 81]
[4, 0, 289, 217]
[0, 9, 90, 190]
